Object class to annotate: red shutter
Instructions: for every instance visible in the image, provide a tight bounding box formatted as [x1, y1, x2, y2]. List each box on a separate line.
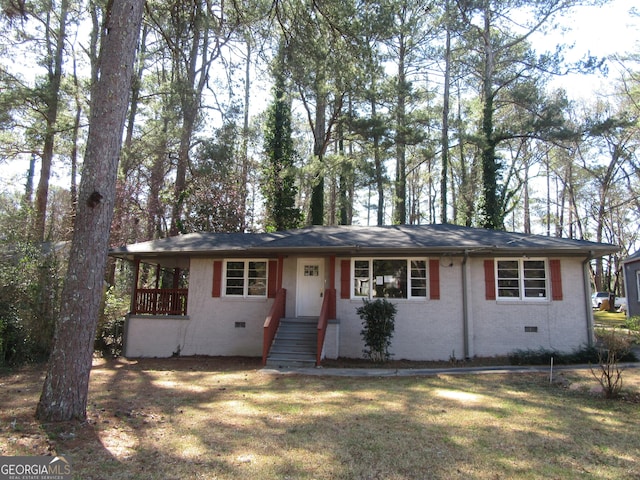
[484, 259, 496, 300]
[429, 259, 440, 300]
[549, 259, 563, 301]
[340, 260, 351, 299]
[267, 260, 278, 298]
[212, 260, 223, 297]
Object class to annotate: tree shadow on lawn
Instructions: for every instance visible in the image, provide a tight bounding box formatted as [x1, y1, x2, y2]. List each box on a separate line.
[2, 357, 639, 479]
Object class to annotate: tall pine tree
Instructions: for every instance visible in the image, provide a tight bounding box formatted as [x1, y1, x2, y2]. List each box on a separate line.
[262, 43, 302, 231]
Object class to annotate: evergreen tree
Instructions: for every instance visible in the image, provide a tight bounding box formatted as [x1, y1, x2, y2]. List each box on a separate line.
[262, 43, 302, 231]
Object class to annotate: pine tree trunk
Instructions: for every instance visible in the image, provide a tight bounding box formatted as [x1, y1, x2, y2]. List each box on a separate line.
[36, 0, 145, 422]
[310, 90, 326, 225]
[34, 0, 69, 241]
[440, 2, 452, 224]
[394, 36, 407, 225]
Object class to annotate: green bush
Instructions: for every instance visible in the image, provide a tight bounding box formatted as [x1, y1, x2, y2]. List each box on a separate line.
[357, 299, 397, 363]
[0, 301, 24, 365]
[624, 316, 640, 332]
[0, 241, 63, 365]
[95, 317, 125, 357]
[95, 286, 129, 357]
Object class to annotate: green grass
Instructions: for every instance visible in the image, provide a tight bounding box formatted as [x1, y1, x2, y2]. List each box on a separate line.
[593, 310, 628, 327]
[1, 357, 639, 479]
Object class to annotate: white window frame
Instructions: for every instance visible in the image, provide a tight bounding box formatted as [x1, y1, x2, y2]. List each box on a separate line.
[223, 259, 268, 298]
[496, 258, 548, 301]
[636, 270, 640, 303]
[352, 258, 428, 300]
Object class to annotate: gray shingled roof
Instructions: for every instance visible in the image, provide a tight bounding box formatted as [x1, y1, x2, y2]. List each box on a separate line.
[109, 224, 618, 267]
[623, 249, 640, 264]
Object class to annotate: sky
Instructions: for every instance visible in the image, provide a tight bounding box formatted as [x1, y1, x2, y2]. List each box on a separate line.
[536, 0, 639, 98]
[1, 0, 639, 195]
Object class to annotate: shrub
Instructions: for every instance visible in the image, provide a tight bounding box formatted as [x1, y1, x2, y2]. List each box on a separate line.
[357, 299, 397, 363]
[94, 317, 125, 357]
[591, 330, 632, 399]
[624, 316, 640, 332]
[94, 286, 129, 357]
[0, 242, 62, 365]
[508, 344, 636, 366]
[0, 301, 28, 366]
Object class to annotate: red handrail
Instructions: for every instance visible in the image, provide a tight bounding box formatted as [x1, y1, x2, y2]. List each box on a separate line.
[262, 288, 286, 365]
[133, 288, 188, 316]
[316, 288, 336, 366]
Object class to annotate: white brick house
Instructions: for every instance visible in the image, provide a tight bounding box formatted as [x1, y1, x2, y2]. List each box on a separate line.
[110, 224, 618, 366]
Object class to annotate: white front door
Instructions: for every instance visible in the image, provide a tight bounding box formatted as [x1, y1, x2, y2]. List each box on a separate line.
[296, 258, 325, 317]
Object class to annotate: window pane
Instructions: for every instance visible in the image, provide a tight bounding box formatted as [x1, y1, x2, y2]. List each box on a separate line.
[248, 261, 267, 296]
[225, 262, 244, 295]
[226, 261, 244, 278]
[498, 276, 519, 297]
[304, 265, 319, 277]
[373, 260, 407, 298]
[248, 278, 266, 296]
[497, 261, 520, 298]
[523, 260, 546, 298]
[524, 261, 545, 277]
[354, 260, 369, 297]
[248, 261, 267, 278]
[497, 260, 519, 279]
[410, 260, 427, 297]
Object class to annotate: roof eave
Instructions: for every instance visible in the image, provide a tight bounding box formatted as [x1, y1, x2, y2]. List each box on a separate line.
[109, 243, 619, 262]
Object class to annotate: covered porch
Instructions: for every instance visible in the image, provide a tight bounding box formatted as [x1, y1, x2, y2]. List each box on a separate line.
[129, 258, 189, 316]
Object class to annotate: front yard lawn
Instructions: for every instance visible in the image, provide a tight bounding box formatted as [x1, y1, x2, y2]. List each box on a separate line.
[1, 357, 639, 479]
[593, 310, 628, 327]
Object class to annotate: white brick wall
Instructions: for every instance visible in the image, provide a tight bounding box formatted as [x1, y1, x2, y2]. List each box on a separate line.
[125, 254, 592, 361]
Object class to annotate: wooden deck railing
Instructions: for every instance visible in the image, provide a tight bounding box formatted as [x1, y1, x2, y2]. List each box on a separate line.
[316, 288, 336, 366]
[262, 288, 286, 365]
[134, 288, 188, 316]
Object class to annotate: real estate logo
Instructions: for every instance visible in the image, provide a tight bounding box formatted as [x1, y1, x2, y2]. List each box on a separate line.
[0, 456, 72, 480]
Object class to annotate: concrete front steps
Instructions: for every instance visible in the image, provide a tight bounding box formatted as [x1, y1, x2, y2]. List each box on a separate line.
[265, 317, 317, 368]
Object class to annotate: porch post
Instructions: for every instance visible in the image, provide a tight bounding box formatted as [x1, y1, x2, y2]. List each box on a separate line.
[328, 255, 336, 290]
[155, 264, 161, 289]
[277, 255, 284, 291]
[173, 268, 180, 289]
[329, 255, 336, 319]
[131, 257, 141, 314]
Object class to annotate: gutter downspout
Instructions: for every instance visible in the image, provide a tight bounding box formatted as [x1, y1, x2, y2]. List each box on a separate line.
[583, 251, 596, 347]
[462, 250, 470, 359]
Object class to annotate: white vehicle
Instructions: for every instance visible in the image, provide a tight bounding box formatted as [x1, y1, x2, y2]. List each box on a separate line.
[592, 292, 609, 309]
[592, 292, 626, 311]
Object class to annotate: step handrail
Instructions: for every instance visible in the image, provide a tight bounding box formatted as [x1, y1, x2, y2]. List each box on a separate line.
[263, 288, 286, 365]
[316, 288, 336, 366]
